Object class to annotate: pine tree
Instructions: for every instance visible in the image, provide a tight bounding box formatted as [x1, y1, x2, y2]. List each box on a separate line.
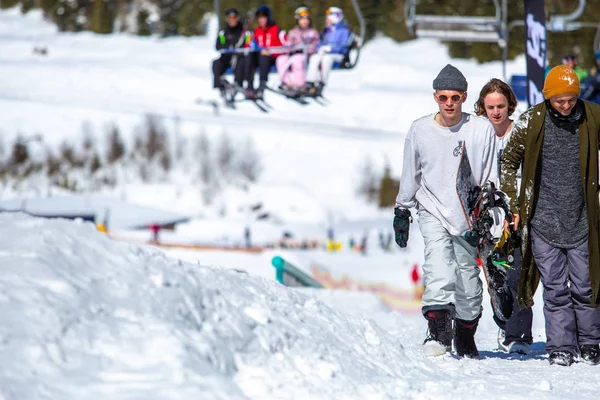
[0, 0, 20, 9]
[51, 0, 89, 32]
[137, 7, 152, 36]
[106, 124, 125, 163]
[378, 164, 399, 208]
[91, 0, 115, 34]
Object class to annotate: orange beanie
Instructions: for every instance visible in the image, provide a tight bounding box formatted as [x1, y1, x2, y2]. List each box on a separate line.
[542, 65, 580, 99]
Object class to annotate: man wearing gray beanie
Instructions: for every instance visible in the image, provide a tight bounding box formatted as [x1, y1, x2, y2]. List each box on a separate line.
[433, 64, 468, 92]
[393, 64, 496, 359]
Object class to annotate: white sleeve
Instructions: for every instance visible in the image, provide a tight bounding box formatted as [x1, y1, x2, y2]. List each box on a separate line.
[479, 125, 497, 185]
[395, 131, 420, 208]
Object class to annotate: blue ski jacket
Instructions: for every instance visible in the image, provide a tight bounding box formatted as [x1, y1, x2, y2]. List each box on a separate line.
[320, 22, 351, 55]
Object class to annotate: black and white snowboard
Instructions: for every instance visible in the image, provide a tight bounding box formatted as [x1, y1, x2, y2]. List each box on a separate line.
[456, 143, 514, 322]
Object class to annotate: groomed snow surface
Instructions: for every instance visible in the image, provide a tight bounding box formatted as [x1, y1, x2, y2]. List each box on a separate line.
[1, 214, 598, 400]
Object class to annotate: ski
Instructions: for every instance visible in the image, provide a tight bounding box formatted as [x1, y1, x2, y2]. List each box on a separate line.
[248, 99, 269, 113]
[195, 98, 222, 115]
[265, 85, 309, 105]
[310, 96, 329, 106]
[218, 80, 271, 113]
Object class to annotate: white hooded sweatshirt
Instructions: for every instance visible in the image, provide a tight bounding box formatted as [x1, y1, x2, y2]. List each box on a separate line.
[395, 112, 497, 236]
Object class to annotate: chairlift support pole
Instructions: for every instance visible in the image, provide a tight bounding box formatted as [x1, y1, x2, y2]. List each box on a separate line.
[349, 0, 366, 43]
[214, 0, 221, 31]
[547, 0, 585, 32]
[500, 0, 508, 81]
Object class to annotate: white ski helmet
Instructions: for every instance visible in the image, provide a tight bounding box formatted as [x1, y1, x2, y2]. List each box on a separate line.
[295, 6, 310, 20]
[325, 6, 344, 24]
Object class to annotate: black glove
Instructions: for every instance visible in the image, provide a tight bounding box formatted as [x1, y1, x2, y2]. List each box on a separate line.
[393, 208, 412, 248]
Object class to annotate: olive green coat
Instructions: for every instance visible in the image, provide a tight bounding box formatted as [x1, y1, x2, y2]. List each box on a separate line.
[500, 101, 600, 308]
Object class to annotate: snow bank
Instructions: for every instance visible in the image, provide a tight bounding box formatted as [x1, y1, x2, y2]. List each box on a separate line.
[0, 214, 421, 399]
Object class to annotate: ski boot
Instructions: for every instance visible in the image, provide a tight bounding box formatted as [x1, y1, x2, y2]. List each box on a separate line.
[549, 351, 574, 366]
[454, 316, 480, 359]
[256, 82, 267, 100]
[244, 89, 258, 100]
[307, 82, 324, 97]
[580, 344, 600, 365]
[507, 342, 530, 355]
[423, 310, 453, 357]
[315, 82, 325, 97]
[278, 84, 301, 98]
[306, 82, 320, 97]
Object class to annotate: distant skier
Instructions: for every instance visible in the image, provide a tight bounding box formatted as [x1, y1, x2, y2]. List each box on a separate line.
[247, 5, 286, 99]
[150, 224, 160, 243]
[474, 78, 533, 355]
[305, 6, 351, 97]
[212, 8, 251, 94]
[393, 65, 496, 358]
[244, 225, 252, 248]
[276, 7, 319, 92]
[501, 65, 600, 366]
[562, 54, 588, 82]
[378, 230, 392, 251]
[581, 50, 600, 104]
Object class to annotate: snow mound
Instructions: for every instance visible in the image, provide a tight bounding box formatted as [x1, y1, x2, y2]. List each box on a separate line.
[0, 213, 420, 399]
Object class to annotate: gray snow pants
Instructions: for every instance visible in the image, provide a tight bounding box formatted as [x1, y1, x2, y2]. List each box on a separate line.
[418, 210, 483, 321]
[493, 247, 534, 344]
[531, 230, 600, 354]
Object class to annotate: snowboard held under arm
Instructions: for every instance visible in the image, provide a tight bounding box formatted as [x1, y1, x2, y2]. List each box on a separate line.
[456, 144, 516, 322]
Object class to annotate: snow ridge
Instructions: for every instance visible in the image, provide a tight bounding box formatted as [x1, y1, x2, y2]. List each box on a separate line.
[0, 214, 420, 400]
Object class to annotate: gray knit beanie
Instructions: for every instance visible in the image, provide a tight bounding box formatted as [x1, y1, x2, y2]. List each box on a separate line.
[433, 64, 468, 92]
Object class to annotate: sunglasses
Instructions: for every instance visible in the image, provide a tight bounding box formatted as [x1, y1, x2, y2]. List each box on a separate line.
[226, 14, 239, 20]
[435, 93, 464, 104]
[297, 10, 310, 18]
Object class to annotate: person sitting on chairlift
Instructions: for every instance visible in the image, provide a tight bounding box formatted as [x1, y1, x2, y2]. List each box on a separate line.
[275, 6, 320, 94]
[305, 6, 351, 97]
[246, 5, 286, 100]
[212, 8, 252, 95]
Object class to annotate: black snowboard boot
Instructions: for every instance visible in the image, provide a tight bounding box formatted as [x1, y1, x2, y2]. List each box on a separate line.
[256, 82, 267, 100]
[454, 316, 480, 359]
[549, 350, 574, 366]
[423, 310, 453, 356]
[580, 344, 600, 365]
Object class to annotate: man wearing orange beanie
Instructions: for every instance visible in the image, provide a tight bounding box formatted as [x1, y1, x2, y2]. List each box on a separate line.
[501, 65, 600, 366]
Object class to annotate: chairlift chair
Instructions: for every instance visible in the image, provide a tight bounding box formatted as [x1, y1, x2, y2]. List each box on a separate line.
[404, 0, 507, 45]
[333, 0, 365, 70]
[336, 31, 364, 70]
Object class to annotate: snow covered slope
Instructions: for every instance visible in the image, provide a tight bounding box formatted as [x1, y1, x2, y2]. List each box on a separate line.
[2, 214, 599, 400]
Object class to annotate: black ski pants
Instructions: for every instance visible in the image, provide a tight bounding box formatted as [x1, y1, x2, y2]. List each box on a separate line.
[247, 53, 275, 90]
[212, 54, 245, 88]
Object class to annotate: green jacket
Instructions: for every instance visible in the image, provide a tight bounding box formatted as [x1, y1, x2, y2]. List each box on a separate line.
[500, 101, 600, 308]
